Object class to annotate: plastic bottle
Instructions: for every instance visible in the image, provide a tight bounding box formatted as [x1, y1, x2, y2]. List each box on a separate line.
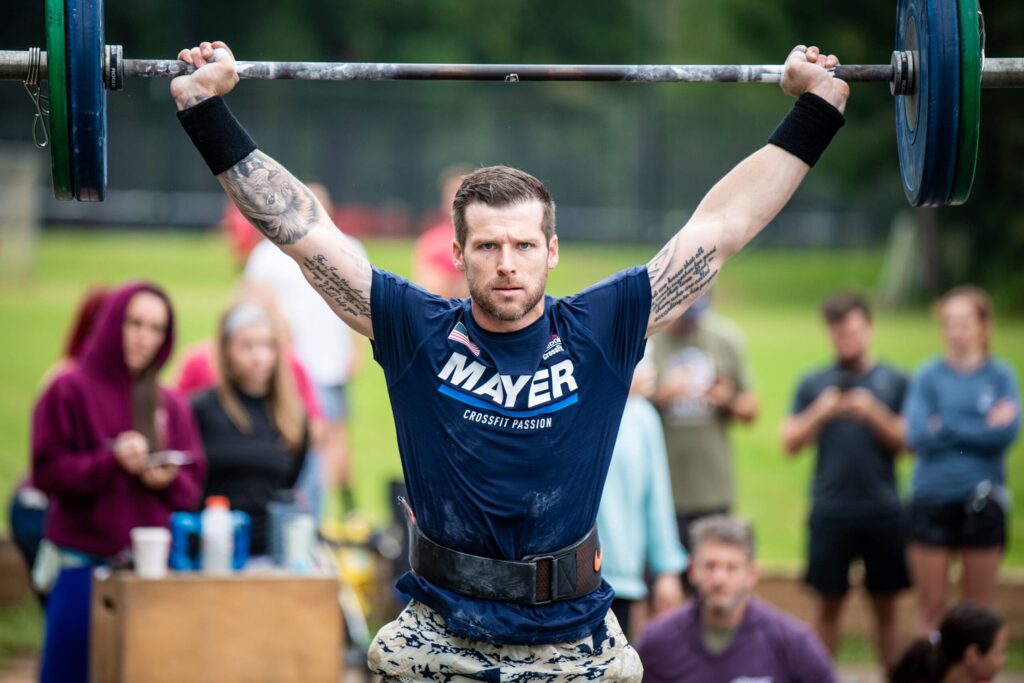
[201, 496, 234, 575]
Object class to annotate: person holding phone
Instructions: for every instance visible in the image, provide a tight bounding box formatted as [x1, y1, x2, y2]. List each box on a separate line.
[31, 282, 206, 683]
[781, 292, 909, 668]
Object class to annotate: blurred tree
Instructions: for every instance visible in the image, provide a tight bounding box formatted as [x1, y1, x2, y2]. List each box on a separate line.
[0, 0, 1018, 304]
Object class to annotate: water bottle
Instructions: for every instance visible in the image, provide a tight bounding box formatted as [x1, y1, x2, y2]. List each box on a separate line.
[201, 496, 234, 575]
[169, 512, 200, 570]
[231, 510, 251, 570]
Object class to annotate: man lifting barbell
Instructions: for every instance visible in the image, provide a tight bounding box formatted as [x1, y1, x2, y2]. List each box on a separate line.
[171, 39, 847, 681]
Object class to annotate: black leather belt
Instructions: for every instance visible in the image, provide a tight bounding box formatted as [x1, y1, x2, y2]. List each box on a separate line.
[400, 498, 603, 605]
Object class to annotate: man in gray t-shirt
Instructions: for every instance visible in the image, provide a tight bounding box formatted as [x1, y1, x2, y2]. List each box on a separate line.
[780, 293, 909, 669]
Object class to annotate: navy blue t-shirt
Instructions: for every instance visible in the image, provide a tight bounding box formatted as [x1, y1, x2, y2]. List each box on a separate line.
[370, 266, 651, 645]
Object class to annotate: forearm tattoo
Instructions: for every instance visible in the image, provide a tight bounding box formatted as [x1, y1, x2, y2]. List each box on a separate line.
[649, 240, 719, 323]
[303, 254, 372, 320]
[221, 151, 321, 245]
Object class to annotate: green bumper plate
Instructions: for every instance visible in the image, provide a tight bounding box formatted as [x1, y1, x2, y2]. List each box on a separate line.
[949, 0, 981, 205]
[45, 0, 73, 200]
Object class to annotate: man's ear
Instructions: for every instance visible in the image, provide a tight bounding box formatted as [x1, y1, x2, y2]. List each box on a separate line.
[453, 239, 466, 271]
[547, 235, 559, 269]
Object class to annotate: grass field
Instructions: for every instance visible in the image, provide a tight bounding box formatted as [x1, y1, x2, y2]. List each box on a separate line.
[1, 230, 1022, 569]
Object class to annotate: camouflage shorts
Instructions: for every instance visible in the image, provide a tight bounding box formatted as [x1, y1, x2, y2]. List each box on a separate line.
[367, 600, 643, 682]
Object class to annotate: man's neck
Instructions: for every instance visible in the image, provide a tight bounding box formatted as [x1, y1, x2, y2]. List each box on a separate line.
[700, 599, 749, 631]
[837, 353, 874, 374]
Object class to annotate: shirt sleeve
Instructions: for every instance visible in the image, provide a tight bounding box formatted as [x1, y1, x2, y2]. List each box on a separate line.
[370, 267, 452, 384]
[790, 375, 816, 415]
[787, 626, 838, 683]
[641, 401, 688, 574]
[31, 379, 119, 498]
[561, 267, 653, 382]
[891, 369, 910, 413]
[903, 363, 954, 452]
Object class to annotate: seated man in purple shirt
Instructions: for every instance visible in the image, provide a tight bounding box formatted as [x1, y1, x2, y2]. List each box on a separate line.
[637, 515, 836, 683]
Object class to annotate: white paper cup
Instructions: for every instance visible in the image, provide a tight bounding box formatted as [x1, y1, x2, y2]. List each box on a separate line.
[283, 514, 316, 574]
[131, 527, 171, 579]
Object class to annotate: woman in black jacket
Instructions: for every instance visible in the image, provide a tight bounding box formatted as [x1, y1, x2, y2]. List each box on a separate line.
[191, 302, 308, 555]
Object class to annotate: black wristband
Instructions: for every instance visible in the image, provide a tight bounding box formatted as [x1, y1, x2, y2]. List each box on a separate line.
[176, 96, 257, 175]
[768, 92, 845, 167]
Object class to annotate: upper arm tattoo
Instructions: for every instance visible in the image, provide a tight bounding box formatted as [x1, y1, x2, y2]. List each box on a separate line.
[648, 239, 719, 323]
[302, 253, 372, 321]
[220, 151, 323, 246]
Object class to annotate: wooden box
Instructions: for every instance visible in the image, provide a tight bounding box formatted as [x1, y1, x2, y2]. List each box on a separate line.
[91, 570, 343, 683]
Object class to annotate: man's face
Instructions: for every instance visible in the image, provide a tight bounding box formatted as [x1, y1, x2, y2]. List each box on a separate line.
[688, 540, 758, 619]
[827, 310, 872, 366]
[453, 200, 558, 329]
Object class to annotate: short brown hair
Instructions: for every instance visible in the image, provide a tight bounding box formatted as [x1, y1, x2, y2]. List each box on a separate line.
[822, 292, 872, 324]
[689, 514, 757, 561]
[451, 166, 556, 248]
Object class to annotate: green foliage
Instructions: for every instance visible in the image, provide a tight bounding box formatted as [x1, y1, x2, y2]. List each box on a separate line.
[2, 0, 1021, 303]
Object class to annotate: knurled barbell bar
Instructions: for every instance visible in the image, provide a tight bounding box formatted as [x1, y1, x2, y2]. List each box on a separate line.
[3, 0, 1023, 205]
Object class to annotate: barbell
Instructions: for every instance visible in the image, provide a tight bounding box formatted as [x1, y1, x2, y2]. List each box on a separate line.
[3, 0, 1023, 205]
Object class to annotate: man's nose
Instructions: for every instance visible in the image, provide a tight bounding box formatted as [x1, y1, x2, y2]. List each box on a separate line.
[496, 245, 516, 275]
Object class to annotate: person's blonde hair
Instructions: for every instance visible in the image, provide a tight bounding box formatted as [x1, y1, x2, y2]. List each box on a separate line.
[215, 302, 305, 453]
[935, 285, 994, 353]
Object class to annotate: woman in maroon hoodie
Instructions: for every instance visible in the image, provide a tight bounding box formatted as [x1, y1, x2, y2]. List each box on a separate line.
[32, 281, 205, 683]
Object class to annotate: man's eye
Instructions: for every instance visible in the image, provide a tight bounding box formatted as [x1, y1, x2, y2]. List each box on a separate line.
[518, 242, 533, 249]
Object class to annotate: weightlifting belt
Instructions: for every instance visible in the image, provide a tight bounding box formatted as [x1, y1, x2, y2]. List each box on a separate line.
[400, 498, 603, 605]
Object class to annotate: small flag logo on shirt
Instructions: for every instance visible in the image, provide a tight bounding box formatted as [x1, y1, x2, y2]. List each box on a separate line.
[447, 322, 481, 357]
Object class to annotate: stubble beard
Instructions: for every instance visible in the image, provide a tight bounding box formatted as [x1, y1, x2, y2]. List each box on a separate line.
[468, 271, 547, 323]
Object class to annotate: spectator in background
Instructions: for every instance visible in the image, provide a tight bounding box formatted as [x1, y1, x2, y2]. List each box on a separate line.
[412, 165, 471, 299]
[890, 602, 1007, 683]
[191, 302, 308, 555]
[174, 281, 325, 430]
[637, 515, 835, 683]
[780, 293, 909, 667]
[596, 360, 687, 639]
[245, 182, 367, 517]
[31, 282, 205, 683]
[10, 285, 111, 603]
[650, 292, 758, 561]
[904, 286, 1020, 632]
